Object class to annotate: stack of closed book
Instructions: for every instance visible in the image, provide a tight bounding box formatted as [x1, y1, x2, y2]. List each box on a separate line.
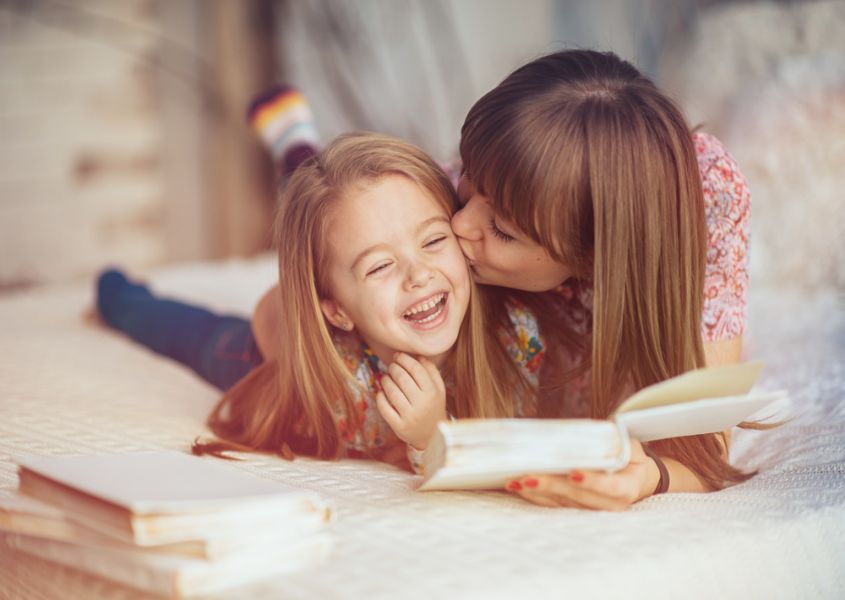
[1, 451, 332, 597]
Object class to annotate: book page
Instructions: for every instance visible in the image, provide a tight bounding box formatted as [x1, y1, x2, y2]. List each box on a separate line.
[618, 390, 786, 442]
[614, 361, 765, 414]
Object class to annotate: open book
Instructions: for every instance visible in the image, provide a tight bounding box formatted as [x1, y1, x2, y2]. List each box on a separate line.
[419, 361, 785, 491]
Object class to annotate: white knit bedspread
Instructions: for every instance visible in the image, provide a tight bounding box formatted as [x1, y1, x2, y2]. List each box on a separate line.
[1, 256, 843, 599]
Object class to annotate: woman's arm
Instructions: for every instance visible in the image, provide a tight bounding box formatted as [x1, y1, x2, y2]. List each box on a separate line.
[704, 336, 743, 367]
[508, 335, 743, 509]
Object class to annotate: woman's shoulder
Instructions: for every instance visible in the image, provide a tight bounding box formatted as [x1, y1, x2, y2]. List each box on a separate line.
[692, 131, 731, 171]
[692, 131, 751, 225]
[693, 133, 751, 341]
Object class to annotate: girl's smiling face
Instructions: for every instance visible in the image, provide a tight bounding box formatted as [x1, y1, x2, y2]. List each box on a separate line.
[320, 174, 470, 367]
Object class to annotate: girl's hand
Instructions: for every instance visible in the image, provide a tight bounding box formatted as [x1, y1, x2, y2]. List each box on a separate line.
[375, 353, 447, 451]
[505, 439, 659, 511]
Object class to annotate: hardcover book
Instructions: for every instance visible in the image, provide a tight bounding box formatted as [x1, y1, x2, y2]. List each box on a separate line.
[419, 361, 784, 491]
[4, 451, 333, 597]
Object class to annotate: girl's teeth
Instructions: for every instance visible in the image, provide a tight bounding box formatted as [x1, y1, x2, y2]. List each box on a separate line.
[405, 293, 444, 316]
[415, 307, 443, 323]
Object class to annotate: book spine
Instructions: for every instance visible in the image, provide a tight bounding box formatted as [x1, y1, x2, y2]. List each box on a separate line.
[1, 532, 176, 597]
[175, 533, 334, 596]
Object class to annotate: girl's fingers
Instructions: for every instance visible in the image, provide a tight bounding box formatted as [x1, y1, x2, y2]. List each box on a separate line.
[392, 353, 430, 390]
[387, 361, 421, 398]
[380, 374, 412, 414]
[416, 355, 445, 393]
[375, 391, 402, 430]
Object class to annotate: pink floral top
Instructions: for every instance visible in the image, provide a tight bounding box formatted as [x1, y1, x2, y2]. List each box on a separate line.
[695, 132, 751, 341]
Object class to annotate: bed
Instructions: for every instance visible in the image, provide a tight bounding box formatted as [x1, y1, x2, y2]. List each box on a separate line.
[1, 255, 843, 599]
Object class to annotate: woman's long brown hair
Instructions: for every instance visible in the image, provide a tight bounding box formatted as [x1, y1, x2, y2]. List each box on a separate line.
[460, 49, 751, 489]
[194, 133, 529, 462]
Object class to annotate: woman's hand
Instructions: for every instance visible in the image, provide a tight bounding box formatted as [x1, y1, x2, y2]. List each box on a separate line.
[376, 353, 447, 451]
[505, 439, 659, 511]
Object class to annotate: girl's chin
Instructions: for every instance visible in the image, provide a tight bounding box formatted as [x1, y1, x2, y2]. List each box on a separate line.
[405, 331, 461, 360]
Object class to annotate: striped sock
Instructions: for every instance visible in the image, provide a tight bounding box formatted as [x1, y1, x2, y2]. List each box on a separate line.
[246, 85, 320, 178]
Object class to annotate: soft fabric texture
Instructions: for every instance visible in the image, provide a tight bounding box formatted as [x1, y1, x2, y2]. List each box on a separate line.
[1, 255, 843, 599]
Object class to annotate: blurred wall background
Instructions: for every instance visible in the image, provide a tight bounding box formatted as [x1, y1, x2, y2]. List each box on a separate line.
[0, 0, 843, 291]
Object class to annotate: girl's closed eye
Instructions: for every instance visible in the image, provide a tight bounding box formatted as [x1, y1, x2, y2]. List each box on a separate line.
[488, 218, 515, 242]
[366, 261, 392, 277]
[424, 235, 448, 248]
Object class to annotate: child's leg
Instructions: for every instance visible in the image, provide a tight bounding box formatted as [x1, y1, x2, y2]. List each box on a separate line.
[95, 88, 317, 389]
[96, 270, 262, 391]
[246, 85, 320, 179]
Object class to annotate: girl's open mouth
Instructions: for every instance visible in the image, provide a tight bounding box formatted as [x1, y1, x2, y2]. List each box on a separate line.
[402, 292, 449, 329]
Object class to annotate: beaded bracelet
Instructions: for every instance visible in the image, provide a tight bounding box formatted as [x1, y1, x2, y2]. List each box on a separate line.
[642, 445, 670, 495]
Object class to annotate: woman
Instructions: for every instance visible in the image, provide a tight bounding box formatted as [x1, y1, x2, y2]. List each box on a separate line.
[449, 49, 751, 509]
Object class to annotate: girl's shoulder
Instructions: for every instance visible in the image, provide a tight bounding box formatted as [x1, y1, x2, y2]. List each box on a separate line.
[330, 332, 399, 452]
[332, 330, 369, 374]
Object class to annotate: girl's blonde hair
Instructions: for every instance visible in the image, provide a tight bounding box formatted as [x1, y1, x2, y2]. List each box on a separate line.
[194, 133, 528, 461]
[460, 49, 748, 489]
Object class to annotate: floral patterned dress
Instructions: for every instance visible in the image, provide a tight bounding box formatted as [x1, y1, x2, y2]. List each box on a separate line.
[329, 302, 546, 470]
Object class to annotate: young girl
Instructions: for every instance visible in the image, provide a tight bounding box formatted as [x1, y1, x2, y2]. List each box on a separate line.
[97, 133, 540, 469]
[450, 49, 756, 509]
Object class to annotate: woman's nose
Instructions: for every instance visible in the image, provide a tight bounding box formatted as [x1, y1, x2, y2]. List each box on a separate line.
[451, 198, 483, 242]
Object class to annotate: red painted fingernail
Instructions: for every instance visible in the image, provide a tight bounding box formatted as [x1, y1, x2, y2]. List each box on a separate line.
[506, 480, 522, 491]
[569, 471, 584, 483]
[523, 477, 538, 488]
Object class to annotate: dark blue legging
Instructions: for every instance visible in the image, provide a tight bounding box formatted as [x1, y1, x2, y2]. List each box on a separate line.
[96, 269, 263, 391]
